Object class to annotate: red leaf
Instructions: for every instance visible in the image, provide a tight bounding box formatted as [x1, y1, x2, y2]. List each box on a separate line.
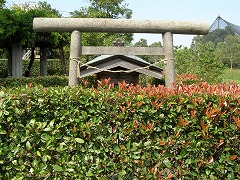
[73, 126, 77, 133]
[141, 122, 154, 132]
[119, 106, 126, 114]
[167, 173, 173, 179]
[217, 139, 224, 148]
[28, 82, 33, 88]
[136, 101, 143, 107]
[232, 116, 240, 127]
[112, 126, 118, 133]
[86, 133, 91, 140]
[205, 107, 219, 118]
[200, 120, 209, 131]
[159, 140, 165, 146]
[86, 122, 90, 128]
[177, 115, 189, 127]
[229, 155, 237, 161]
[184, 139, 191, 147]
[190, 109, 197, 118]
[206, 157, 214, 164]
[133, 119, 139, 129]
[126, 101, 131, 108]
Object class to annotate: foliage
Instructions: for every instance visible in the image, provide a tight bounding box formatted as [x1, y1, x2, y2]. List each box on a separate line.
[0, 76, 68, 88]
[0, 1, 70, 70]
[0, 7, 52, 48]
[133, 38, 163, 64]
[192, 27, 235, 47]
[215, 34, 240, 69]
[191, 28, 240, 70]
[175, 42, 225, 84]
[86, 0, 132, 19]
[0, 79, 239, 179]
[0, 0, 5, 8]
[175, 74, 203, 85]
[70, 0, 133, 57]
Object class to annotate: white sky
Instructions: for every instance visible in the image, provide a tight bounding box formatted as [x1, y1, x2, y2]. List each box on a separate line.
[7, 0, 240, 47]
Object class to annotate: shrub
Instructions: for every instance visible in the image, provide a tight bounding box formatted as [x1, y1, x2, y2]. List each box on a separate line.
[0, 80, 239, 179]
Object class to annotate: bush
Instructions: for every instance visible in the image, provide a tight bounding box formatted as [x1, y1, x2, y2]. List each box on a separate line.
[0, 80, 239, 179]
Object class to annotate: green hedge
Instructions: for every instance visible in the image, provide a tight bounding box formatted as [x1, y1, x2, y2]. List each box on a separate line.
[0, 80, 239, 179]
[0, 76, 97, 89]
[0, 76, 68, 88]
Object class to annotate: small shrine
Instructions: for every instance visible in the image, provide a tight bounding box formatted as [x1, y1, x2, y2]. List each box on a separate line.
[80, 54, 163, 85]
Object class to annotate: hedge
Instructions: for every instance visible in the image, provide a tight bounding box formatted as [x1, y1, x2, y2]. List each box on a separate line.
[0, 80, 239, 179]
[0, 76, 68, 89]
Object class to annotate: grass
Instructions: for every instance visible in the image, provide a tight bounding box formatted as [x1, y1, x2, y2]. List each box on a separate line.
[223, 68, 240, 84]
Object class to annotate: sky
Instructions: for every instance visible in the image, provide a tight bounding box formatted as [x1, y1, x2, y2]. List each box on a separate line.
[7, 0, 240, 47]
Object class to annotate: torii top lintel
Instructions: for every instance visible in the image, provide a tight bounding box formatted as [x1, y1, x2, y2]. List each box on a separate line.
[33, 18, 209, 35]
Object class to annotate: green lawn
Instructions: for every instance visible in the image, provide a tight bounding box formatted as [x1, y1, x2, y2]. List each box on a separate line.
[223, 68, 240, 84]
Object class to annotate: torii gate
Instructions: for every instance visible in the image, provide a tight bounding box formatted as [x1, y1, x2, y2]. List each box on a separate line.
[33, 18, 209, 87]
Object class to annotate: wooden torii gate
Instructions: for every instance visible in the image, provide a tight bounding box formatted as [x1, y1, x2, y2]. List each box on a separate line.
[33, 18, 209, 87]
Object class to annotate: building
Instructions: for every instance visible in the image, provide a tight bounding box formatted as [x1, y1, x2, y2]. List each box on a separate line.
[80, 55, 163, 85]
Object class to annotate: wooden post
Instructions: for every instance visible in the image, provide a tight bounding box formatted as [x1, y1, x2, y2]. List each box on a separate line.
[163, 32, 175, 88]
[69, 30, 81, 86]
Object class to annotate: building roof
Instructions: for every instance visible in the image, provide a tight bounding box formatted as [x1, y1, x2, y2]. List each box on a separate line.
[80, 55, 163, 79]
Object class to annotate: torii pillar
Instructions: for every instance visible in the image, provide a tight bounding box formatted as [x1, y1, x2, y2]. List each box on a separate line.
[69, 31, 81, 86]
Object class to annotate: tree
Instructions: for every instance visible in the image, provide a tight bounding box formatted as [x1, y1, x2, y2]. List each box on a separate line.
[133, 38, 148, 47]
[0, 0, 5, 8]
[216, 34, 240, 69]
[0, 2, 66, 76]
[38, 1, 62, 17]
[70, 0, 133, 54]
[149, 41, 163, 65]
[133, 39, 163, 64]
[175, 41, 225, 84]
[192, 27, 235, 47]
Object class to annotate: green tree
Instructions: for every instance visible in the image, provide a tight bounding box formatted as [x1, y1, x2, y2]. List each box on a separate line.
[70, 0, 133, 53]
[38, 1, 62, 17]
[149, 41, 163, 65]
[133, 38, 149, 63]
[192, 27, 235, 47]
[0, 2, 66, 76]
[175, 42, 225, 84]
[216, 34, 240, 69]
[133, 38, 148, 47]
[133, 39, 163, 64]
[0, 0, 5, 8]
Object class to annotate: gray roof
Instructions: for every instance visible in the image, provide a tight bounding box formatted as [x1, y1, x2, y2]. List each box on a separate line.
[80, 55, 163, 79]
[84, 55, 149, 65]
